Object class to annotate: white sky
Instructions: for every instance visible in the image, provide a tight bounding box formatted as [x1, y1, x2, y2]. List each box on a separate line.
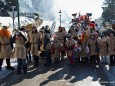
[53, 0, 104, 19]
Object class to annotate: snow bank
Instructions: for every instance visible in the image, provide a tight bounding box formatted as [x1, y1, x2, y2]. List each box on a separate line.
[0, 17, 35, 31]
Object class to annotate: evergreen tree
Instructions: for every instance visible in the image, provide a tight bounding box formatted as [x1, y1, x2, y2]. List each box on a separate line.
[102, 0, 115, 22]
[0, 0, 17, 16]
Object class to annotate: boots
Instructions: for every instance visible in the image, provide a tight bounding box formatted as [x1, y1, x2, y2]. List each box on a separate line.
[33, 55, 39, 67]
[6, 59, 15, 70]
[0, 67, 1, 71]
[23, 65, 27, 74]
[26, 55, 29, 63]
[0, 59, 15, 71]
[28, 52, 32, 63]
[0, 59, 3, 71]
[26, 51, 32, 63]
[6, 66, 15, 70]
[54, 58, 59, 64]
[61, 55, 64, 61]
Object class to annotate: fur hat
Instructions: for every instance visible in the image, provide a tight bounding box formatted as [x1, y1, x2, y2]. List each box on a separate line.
[2, 26, 8, 29]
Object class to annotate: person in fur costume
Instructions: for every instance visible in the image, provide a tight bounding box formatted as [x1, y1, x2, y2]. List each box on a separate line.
[106, 32, 115, 66]
[80, 32, 89, 63]
[52, 37, 62, 64]
[65, 34, 75, 66]
[98, 34, 108, 64]
[0, 26, 14, 71]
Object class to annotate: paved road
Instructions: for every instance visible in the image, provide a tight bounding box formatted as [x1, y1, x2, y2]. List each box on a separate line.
[0, 59, 113, 86]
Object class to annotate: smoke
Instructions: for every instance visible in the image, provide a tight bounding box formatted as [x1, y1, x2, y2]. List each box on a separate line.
[32, 0, 71, 29]
[17, 0, 71, 29]
[32, 0, 54, 20]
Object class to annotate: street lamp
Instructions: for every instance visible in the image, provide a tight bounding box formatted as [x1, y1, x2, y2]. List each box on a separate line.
[12, 6, 15, 30]
[59, 10, 61, 27]
[17, 0, 20, 29]
[8, 6, 17, 30]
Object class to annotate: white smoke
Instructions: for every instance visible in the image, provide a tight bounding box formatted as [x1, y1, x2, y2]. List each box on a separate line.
[19, 0, 71, 29]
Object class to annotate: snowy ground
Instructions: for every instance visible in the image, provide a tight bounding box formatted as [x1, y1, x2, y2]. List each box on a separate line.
[0, 17, 35, 32]
[0, 57, 115, 86]
[0, 59, 17, 80]
[0, 59, 115, 86]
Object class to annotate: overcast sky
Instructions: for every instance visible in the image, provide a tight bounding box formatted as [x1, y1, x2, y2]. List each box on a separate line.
[53, 0, 104, 20]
